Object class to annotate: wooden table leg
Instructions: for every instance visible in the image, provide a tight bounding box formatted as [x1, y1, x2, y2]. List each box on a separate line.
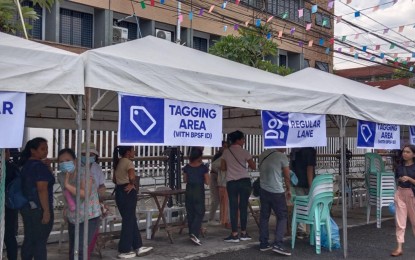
[248, 201, 260, 229]
[151, 195, 174, 243]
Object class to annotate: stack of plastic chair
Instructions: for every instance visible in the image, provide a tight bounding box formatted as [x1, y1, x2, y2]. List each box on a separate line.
[365, 153, 395, 228]
[291, 173, 334, 254]
[137, 188, 160, 239]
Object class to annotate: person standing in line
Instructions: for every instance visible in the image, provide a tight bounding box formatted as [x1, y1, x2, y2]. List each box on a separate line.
[290, 147, 316, 239]
[221, 130, 256, 242]
[183, 148, 210, 245]
[19, 137, 55, 260]
[113, 146, 153, 259]
[80, 142, 107, 254]
[211, 141, 230, 228]
[391, 145, 415, 257]
[4, 149, 19, 260]
[258, 148, 291, 256]
[57, 148, 101, 260]
[208, 141, 227, 225]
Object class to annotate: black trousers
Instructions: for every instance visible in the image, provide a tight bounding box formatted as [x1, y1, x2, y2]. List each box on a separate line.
[227, 178, 251, 233]
[115, 185, 143, 253]
[68, 217, 100, 260]
[20, 207, 54, 260]
[185, 184, 205, 238]
[4, 206, 18, 260]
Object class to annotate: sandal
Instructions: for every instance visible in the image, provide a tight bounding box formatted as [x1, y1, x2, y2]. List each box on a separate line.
[390, 250, 403, 257]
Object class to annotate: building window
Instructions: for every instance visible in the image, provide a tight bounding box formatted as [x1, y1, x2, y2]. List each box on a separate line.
[244, 0, 303, 24]
[60, 8, 93, 48]
[193, 37, 208, 52]
[21, 1, 42, 40]
[279, 54, 287, 67]
[315, 61, 329, 72]
[113, 20, 138, 40]
[304, 8, 311, 23]
[303, 59, 310, 68]
[315, 13, 331, 28]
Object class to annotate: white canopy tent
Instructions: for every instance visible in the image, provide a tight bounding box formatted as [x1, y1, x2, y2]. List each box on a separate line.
[383, 84, 415, 97]
[81, 38, 415, 258]
[285, 68, 415, 258]
[0, 32, 85, 259]
[0, 32, 84, 94]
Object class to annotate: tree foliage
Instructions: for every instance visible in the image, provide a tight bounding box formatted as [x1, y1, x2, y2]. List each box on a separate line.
[392, 68, 414, 79]
[0, 0, 55, 35]
[209, 25, 292, 75]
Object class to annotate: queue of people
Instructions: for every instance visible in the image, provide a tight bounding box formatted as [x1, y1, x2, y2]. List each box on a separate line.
[7, 134, 414, 259]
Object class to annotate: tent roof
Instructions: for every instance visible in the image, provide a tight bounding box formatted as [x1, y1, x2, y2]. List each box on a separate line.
[383, 84, 415, 98]
[285, 68, 415, 125]
[82, 36, 340, 114]
[0, 32, 84, 94]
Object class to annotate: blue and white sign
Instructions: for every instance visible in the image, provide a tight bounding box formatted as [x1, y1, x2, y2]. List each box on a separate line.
[0, 92, 26, 148]
[409, 126, 415, 145]
[357, 120, 400, 149]
[118, 93, 222, 146]
[261, 111, 326, 148]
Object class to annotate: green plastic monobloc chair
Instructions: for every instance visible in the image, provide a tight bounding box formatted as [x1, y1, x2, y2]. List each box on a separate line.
[291, 174, 334, 254]
[364, 153, 395, 228]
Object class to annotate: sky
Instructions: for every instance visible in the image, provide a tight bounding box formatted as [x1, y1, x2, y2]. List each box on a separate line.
[333, 0, 415, 70]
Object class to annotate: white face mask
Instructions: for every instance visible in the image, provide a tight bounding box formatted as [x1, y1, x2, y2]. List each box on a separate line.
[58, 161, 75, 173]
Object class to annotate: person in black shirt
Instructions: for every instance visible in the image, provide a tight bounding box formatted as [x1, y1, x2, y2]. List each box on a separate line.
[4, 149, 18, 260]
[183, 148, 210, 245]
[290, 147, 316, 239]
[391, 145, 415, 257]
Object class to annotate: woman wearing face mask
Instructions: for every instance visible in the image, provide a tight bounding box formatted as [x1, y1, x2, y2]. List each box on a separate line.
[80, 142, 106, 197]
[19, 137, 54, 260]
[57, 148, 101, 260]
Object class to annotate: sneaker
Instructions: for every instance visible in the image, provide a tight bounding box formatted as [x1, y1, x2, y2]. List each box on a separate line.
[117, 251, 137, 259]
[190, 234, 202, 245]
[259, 244, 272, 251]
[272, 245, 292, 256]
[296, 231, 309, 240]
[136, 246, 153, 257]
[240, 233, 252, 241]
[224, 234, 240, 243]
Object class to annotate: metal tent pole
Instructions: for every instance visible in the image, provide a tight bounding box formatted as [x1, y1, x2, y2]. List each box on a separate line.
[74, 94, 83, 260]
[83, 88, 92, 260]
[339, 115, 348, 259]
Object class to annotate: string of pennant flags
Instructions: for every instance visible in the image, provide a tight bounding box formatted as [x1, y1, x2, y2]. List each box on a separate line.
[135, 0, 415, 71]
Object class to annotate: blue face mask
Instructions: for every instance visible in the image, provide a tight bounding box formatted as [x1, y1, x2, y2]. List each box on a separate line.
[81, 156, 95, 165]
[59, 161, 75, 173]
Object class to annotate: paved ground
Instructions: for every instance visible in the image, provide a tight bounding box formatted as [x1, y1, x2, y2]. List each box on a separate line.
[36, 205, 409, 260]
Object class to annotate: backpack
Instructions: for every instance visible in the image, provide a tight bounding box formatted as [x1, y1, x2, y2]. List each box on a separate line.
[5, 167, 28, 210]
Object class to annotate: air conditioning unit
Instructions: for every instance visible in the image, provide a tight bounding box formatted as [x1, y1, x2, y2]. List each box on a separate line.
[156, 29, 172, 42]
[113, 26, 128, 44]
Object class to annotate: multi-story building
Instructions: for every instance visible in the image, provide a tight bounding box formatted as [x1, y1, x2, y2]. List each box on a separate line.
[23, 0, 334, 72]
[335, 64, 415, 89]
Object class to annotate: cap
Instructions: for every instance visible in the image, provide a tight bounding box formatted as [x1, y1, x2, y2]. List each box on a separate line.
[81, 142, 99, 156]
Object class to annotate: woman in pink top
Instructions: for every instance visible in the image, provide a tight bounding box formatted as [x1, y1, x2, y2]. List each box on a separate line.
[221, 131, 256, 242]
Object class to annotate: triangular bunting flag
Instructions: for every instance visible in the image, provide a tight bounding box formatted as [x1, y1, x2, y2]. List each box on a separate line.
[311, 5, 318, 13]
[298, 9, 303, 18]
[398, 26, 405, 32]
[209, 5, 214, 13]
[308, 40, 313, 47]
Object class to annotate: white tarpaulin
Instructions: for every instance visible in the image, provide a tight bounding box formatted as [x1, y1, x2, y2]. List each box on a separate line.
[0, 32, 84, 94]
[0, 92, 25, 148]
[261, 111, 326, 148]
[356, 120, 400, 149]
[285, 68, 415, 125]
[83, 36, 341, 115]
[118, 93, 222, 146]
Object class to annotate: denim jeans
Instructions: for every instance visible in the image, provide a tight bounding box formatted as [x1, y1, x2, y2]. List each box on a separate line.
[68, 217, 100, 260]
[4, 206, 18, 260]
[20, 207, 54, 260]
[115, 184, 143, 253]
[227, 178, 251, 233]
[185, 183, 205, 237]
[259, 188, 288, 247]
